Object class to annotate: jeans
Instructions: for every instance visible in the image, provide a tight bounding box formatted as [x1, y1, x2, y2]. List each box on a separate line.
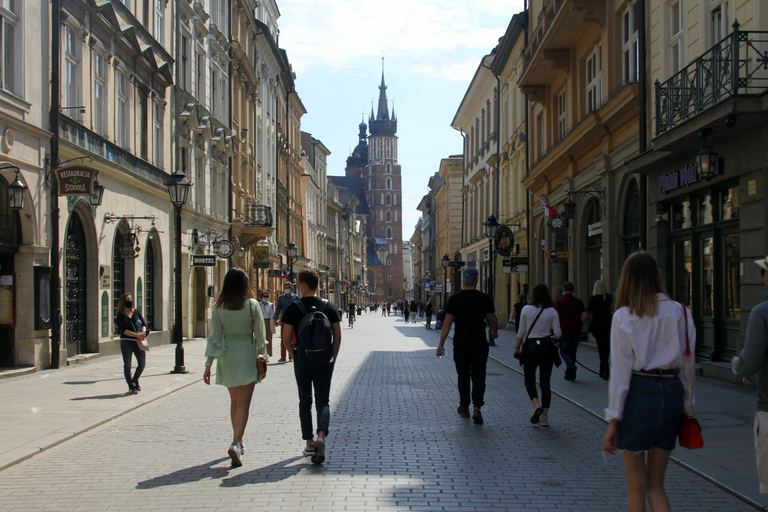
[426, 314, 432, 328]
[559, 332, 581, 370]
[617, 372, 683, 451]
[453, 342, 489, 409]
[523, 345, 554, 408]
[120, 339, 146, 390]
[294, 363, 334, 440]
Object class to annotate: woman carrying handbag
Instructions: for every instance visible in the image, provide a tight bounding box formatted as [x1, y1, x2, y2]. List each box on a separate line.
[602, 252, 696, 512]
[203, 268, 268, 467]
[115, 293, 149, 395]
[514, 283, 561, 427]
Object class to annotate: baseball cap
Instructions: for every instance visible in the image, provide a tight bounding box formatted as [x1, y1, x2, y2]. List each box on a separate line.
[755, 255, 768, 271]
[463, 267, 479, 284]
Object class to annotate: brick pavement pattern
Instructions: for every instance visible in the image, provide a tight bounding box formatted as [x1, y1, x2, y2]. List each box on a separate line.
[0, 314, 754, 511]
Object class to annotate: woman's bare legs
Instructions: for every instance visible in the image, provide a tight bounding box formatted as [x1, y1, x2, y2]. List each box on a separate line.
[622, 449, 672, 512]
[227, 382, 256, 445]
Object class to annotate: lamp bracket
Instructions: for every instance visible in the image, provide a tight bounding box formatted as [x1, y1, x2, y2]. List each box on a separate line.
[566, 186, 606, 214]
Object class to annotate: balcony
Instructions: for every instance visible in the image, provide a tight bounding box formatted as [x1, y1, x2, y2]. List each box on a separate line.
[232, 204, 274, 246]
[656, 24, 768, 134]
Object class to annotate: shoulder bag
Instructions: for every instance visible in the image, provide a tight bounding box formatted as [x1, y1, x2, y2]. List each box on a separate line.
[251, 301, 268, 378]
[678, 302, 703, 449]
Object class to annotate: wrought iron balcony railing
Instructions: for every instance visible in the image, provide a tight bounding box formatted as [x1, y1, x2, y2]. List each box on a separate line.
[241, 204, 273, 227]
[656, 22, 768, 134]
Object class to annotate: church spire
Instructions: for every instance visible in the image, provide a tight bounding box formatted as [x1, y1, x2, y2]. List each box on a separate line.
[376, 57, 389, 121]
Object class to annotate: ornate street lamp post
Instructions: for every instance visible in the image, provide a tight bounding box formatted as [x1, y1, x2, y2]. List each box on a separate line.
[287, 241, 298, 286]
[168, 169, 191, 373]
[483, 214, 500, 302]
[441, 254, 450, 308]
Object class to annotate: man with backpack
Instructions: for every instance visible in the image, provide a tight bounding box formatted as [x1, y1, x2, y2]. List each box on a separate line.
[281, 267, 342, 464]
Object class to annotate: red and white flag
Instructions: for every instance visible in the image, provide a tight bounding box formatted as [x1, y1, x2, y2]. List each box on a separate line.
[529, 191, 558, 218]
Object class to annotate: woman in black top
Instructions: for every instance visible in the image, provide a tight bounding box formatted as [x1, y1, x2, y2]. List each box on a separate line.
[115, 293, 149, 395]
[587, 280, 613, 380]
[425, 301, 434, 329]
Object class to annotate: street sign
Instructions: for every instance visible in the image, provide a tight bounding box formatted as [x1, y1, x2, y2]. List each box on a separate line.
[434, 283, 443, 292]
[267, 269, 281, 278]
[546, 251, 568, 260]
[192, 255, 216, 267]
[424, 282, 431, 290]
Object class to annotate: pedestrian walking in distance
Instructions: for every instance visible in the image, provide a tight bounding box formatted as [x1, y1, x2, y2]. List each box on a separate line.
[587, 280, 614, 380]
[732, 254, 768, 493]
[410, 300, 418, 323]
[115, 293, 149, 395]
[436, 267, 498, 425]
[404, 300, 411, 323]
[602, 252, 696, 512]
[512, 293, 526, 334]
[281, 268, 342, 464]
[274, 283, 299, 362]
[555, 281, 587, 381]
[203, 268, 268, 468]
[259, 290, 276, 357]
[514, 284, 561, 427]
[425, 300, 434, 329]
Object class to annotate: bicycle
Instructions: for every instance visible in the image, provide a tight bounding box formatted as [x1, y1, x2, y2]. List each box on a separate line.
[348, 313, 355, 329]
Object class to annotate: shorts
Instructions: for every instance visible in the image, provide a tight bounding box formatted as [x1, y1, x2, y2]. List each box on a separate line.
[617, 371, 684, 452]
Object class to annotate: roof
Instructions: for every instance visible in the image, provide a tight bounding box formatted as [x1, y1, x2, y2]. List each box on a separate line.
[328, 176, 370, 215]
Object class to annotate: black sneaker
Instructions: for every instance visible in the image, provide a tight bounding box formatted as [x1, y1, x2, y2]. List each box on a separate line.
[457, 406, 470, 418]
[472, 407, 483, 424]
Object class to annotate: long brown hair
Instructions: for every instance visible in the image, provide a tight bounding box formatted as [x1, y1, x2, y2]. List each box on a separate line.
[615, 251, 668, 318]
[214, 267, 255, 310]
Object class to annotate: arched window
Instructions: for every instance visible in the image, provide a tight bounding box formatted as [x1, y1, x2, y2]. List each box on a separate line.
[145, 237, 156, 330]
[386, 227, 392, 239]
[386, 163, 391, 174]
[386, 210, 391, 222]
[386, 178, 391, 189]
[386, 194, 391, 206]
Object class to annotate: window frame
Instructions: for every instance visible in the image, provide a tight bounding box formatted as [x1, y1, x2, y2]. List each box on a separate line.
[585, 44, 602, 113]
[63, 24, 82, 121]
[93, 51, 108, 136]
[155, 0, 165, 46]
[0, 0, 21, 97]
[556, 87, 567, 141]
[668, 0, 684, 76]
[116, 69, 130, 149]
[622, 1, 640, 84]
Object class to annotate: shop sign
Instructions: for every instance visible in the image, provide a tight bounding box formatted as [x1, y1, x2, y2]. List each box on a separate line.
[588, 221, 603, 236]
[253, 247, 270, 268]
[434, 283, 443, 292]
[192, 255, 216, 267]
[545, 251, 568, 260]
[494, 226, 515, 256]
[503, 257, 529, 274]
[56, 166, 98, 196]
[659, 159, 724, 194]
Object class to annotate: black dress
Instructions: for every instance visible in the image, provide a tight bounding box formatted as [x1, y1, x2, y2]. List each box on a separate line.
[587, 293, 613, 379]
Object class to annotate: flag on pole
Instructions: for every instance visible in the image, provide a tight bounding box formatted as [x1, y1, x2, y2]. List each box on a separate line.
[529, 191, 558, 218]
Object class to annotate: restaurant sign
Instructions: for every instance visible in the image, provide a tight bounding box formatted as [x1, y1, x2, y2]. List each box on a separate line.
[659, 159, 723, 194]
[56, 166, 99, 196]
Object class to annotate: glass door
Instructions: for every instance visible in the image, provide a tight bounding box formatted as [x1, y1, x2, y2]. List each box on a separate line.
[698, 236, 716, 359]
[721, 230, 740, 359]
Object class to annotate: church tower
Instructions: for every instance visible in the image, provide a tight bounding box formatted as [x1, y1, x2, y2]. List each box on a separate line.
[346, 64, 403, 300]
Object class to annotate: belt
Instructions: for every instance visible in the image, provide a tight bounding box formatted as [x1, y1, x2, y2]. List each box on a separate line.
[632, 369, 679, 378]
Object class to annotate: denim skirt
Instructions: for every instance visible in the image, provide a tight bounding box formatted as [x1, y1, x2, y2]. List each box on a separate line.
[617, 370, 684, 452]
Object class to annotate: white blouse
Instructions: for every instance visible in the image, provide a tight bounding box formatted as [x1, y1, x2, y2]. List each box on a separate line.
[605, 294, 697, 420]
[516, 305, 562, 341]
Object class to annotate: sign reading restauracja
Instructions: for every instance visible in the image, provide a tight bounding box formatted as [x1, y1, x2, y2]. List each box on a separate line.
[55, 166, 99, 196]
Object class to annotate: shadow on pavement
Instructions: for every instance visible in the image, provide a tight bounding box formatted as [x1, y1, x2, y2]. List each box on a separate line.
[70, 393, 133, 401]
[62, 372, 170, 385]
[219, 456, 308, 487]
[135, 458, 231, 489]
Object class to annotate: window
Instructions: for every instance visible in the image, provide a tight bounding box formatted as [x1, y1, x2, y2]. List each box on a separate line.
[668, 1, 684, 75]
[144, 239, 156, 330]
[139, 85, 148, 160]
[93, 52, 107, 135]
[557, 87, 567, 140]
[536, 112, 544, 160]
[116, 71, 130, 149]
[386, 193, 391, 206]
[386, 210, 391, 222]
[386, 139, 391, 158]
[386, 162, 391, 174]
[710, 1, 729, 44]
[622, 1, 639, 84]
[386, 227, 392, 239]
[386, 178, 391, 189]
[586, 44, 602, 112]
[155, 0, 165, 46]
[154, 103, 164, 168]
[0, 0, 20, 95]
[196, 52, 204, 99]
[387, 275, 392, 281]
[63, 25, 81, 120]
[181, 36, 189, 89]
[211, 69, 217, 116]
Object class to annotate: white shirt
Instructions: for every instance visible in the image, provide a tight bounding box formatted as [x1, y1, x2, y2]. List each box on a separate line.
[516, 305, 562, 342]
[605, 293, 697, 420]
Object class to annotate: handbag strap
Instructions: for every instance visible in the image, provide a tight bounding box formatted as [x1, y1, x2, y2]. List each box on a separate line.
[525, 307, 545, 341]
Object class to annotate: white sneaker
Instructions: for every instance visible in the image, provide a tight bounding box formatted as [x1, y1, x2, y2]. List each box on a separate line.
[228, 443, 243, 467]
[539, 416, 549, 427]
[239, 443, 246, 456]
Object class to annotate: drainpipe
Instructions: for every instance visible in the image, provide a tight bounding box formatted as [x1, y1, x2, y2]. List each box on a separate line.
[49, 0, 62, 368]
[524, 0, 532, 289]
[638, 0, 648, 250]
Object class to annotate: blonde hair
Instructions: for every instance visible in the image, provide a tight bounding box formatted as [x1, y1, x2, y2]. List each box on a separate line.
[616, 252, 668, 318]
[593, 280, 607, 296]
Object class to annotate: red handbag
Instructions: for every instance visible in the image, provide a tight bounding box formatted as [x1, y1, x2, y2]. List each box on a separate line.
[678, 303, 703, 449]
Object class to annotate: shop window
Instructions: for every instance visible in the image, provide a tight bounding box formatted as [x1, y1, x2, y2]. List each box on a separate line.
[671, 200, 693, 230]
[698, 194, 714, 225]
[721, 187, 739, 220]
[723, 233, 740, 319]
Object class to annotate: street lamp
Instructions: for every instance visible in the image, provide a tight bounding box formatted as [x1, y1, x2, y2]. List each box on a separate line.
[4, 167, 26, 210]
[441, 254, 450, 307]
[168, 168, 191, 374]
[287, 241, 298, 285]
[90, 178, 105, 207]
[483, 214, 499, 297]
[695, 129, 718, 181]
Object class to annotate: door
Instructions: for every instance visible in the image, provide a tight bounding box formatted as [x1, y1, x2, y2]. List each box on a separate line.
[194, 266, 207, 337]
[65, 213, 88, 356]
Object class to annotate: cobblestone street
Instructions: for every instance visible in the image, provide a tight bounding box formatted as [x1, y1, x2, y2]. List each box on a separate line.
[0, 313, 755, 511]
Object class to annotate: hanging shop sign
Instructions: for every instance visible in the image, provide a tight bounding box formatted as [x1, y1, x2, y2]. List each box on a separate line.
[117, 230, 140, 259]
[217, 240, 234, 259]
[253, 247, 270, 268]
[267, 269, 281, 278]
[659, 159, 724, 194]
[547, 214, 568, 233]
[494, 226, 515, 256]
[588, 221, 603, 237]
[503, 258, 529, 274]
[56, 166, 99, 196]
[545, 251, 568, 260]
[192, 255, 217, 267]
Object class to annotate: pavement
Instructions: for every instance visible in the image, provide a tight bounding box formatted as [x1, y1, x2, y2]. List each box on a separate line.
[0, 311, 763, 511]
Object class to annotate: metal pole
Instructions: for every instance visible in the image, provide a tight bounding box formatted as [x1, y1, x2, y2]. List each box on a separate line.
[49, 0, 62, 368]
[172, 203, 186, 373]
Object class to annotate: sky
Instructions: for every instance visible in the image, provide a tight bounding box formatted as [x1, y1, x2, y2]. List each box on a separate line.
[277, 0, 526, 237]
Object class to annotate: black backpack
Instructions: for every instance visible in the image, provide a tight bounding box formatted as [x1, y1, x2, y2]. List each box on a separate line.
[294, 299, 333, 367]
